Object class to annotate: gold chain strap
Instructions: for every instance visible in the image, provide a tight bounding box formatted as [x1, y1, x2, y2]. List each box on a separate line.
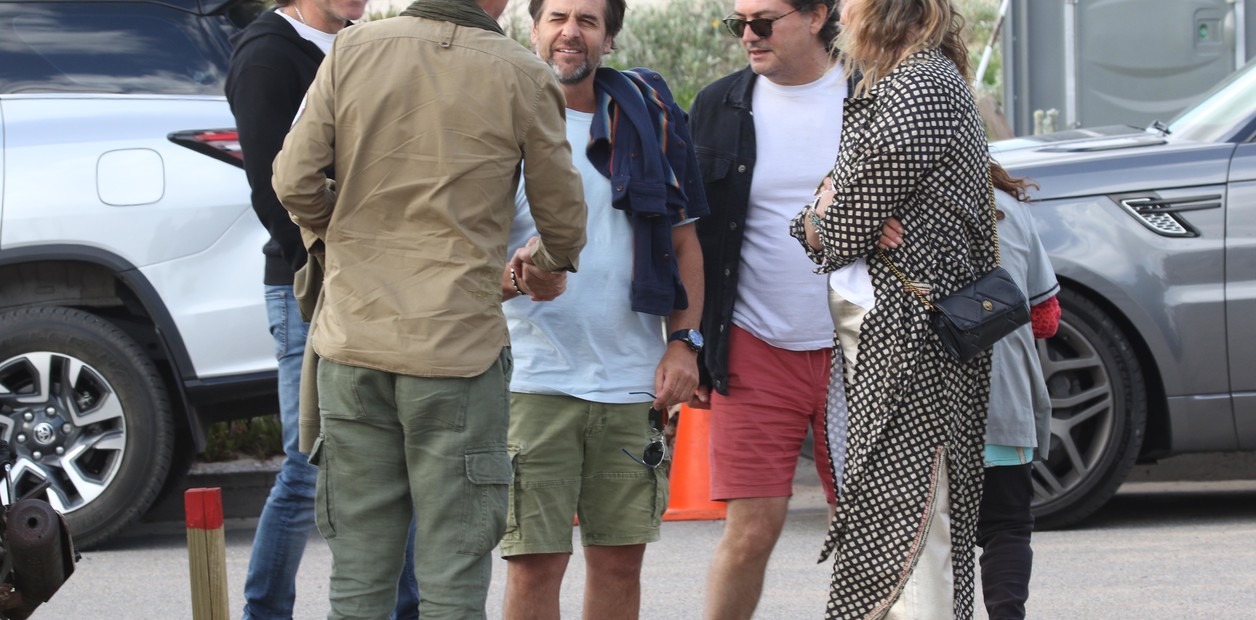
[875, 177, 998, 312]
[988, 177, 1001, 267]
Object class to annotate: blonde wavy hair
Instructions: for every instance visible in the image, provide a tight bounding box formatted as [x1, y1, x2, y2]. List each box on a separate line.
[837, 0, 971, 97]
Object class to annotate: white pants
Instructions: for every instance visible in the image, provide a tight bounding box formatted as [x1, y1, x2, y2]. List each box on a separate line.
[827, 288, 868, 384]
[885, 458, 955, 620]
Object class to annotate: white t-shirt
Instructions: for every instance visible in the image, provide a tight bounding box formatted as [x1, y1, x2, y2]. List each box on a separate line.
[828, 257, 875, 310]
[732, 67, 848, 350]
[275, 8, 337, 53]
[504, 110, 665, 404]
[277, 8, 337, 126]
[987, 190, 1058, 451]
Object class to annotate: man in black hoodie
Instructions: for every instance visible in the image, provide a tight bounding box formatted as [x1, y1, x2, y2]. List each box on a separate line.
[225, 2, 419, 619]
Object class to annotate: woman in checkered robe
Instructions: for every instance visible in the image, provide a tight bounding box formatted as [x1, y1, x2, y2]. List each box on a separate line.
[789, 1, 994, 618]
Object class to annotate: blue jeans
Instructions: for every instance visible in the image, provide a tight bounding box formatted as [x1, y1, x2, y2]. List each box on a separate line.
[244, 285, 419, 620]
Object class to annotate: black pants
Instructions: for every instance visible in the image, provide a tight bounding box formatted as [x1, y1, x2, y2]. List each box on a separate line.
[976, 463, 1034, 620]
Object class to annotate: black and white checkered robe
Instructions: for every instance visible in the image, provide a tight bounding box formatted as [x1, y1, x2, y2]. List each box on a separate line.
[790, 48, 994, 619]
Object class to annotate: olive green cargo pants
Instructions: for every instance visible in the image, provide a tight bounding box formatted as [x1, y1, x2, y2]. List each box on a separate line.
[311, 349, 512, 619]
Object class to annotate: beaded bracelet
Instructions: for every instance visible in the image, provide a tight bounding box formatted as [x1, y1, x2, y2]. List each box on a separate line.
[510, 267, 528, 297]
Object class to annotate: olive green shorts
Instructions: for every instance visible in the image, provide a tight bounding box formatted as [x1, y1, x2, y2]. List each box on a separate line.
[500, 393, 670, 556]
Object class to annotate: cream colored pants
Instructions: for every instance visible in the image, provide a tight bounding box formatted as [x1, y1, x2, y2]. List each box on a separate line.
[885, 458, 955, 620]
[827, 288, 868, 384]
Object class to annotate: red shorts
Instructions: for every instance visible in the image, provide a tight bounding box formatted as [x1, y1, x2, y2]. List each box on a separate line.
[709, 325, 837, 504]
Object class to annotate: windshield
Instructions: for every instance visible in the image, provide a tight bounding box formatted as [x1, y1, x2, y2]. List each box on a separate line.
[1167, 59, 1256, 143]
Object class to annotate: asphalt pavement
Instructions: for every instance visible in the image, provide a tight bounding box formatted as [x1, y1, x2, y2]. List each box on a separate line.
[31, 453, 1256, 619]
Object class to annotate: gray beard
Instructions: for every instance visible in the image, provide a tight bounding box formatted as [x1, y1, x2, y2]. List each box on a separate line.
[550, 59, 594, 85]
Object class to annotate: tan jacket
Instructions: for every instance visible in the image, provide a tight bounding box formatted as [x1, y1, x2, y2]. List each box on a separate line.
[273, 16, 586, 378]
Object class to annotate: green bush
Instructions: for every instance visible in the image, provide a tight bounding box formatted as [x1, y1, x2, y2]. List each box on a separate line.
[201, 415, 284, 462]
[602, 0, 746, 110]
[378, 0, 1003, 109]
[505, 0, 1002, 109]
[956, 0, 1003, 94]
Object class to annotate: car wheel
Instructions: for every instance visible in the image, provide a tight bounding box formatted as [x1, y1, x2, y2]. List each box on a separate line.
[1030, 289, 1147, 529]
[0, 306, 174, 548]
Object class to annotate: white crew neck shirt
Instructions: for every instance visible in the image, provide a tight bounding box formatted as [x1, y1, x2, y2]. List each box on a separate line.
[503, 110, 665, 404]
[733, 66, 849, 350]
[275, 8, 337, 53]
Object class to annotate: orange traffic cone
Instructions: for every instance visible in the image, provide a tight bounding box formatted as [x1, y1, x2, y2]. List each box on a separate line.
[663, 404, 727, 521]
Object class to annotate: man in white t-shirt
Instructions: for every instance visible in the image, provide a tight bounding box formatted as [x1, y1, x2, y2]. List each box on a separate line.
[688, 1, 860, 618]
[498, 0, 708, 618]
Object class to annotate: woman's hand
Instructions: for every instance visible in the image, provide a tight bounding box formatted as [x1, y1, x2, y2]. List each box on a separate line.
[803, 175, 838, 251]
[814, 175, 837, 219]
[876, 217, 904, 250]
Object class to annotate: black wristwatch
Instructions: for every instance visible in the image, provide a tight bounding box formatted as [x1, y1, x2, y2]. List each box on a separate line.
[668, 329, 704, 353]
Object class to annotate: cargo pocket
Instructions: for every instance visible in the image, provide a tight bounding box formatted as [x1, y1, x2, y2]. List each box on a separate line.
[309, 435, 336, 539]
[651, 460, 671, 527]
[502, 444, 523, 544]
[458, 448, 513, 555]
[501, 348, 514, 387]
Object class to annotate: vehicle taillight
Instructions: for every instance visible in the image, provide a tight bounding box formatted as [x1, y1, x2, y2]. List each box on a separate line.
[168, 129, 244, 168]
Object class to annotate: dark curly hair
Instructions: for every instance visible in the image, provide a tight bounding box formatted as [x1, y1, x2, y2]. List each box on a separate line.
[529, 0, 628, 39]
[788, 0, 840, 52]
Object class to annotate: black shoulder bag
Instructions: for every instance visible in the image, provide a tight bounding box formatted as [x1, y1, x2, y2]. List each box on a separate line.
[876, 181, 1030, 363]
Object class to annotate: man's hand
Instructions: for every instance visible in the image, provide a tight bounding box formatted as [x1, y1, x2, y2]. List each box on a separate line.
[686, 384, 712, 410]
[517, 236, 542, 265]
[511, 237, 567, 301]
[518, 261, 566, 301]
[653, 344, 699, 410]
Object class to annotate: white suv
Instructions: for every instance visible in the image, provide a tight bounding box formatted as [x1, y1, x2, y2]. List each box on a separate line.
[0, 0, 275, 547]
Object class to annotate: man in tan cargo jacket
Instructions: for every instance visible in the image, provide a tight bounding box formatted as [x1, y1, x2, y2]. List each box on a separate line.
[271, 0, 587, 617]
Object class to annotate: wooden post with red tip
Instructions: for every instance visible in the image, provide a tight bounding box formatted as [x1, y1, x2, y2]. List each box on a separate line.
[185, 487, 229, 620]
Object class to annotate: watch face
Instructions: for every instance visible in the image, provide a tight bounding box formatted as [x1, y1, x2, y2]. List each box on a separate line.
[671, 329, 703, 351]
[688, 329, 704, 349]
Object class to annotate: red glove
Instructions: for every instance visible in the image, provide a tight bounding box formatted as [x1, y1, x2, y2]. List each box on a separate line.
[1031, 296, 1060, 339]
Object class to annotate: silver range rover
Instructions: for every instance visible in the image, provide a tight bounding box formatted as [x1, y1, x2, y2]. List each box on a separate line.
[993, 59, 1256, 529]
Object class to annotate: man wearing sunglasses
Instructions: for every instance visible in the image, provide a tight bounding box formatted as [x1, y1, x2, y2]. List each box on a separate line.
[497, 1, 707, 618]
[688, 1, 853, 618]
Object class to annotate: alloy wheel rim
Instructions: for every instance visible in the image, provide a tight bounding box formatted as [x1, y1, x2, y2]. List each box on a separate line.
[1031, 319, 1118, 508]
[0, 352, 127, 513]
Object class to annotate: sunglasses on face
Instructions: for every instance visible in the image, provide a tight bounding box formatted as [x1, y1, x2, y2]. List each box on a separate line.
[622, 404, 668, 469]
[722, 8, 799, 39]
